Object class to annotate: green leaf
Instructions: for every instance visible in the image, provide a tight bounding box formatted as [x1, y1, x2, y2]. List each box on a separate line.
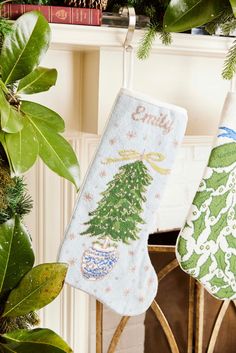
[193, 190, 211, 210]
[5, 118, 38, 174]
[177, 236, 188, 257]
[215, 248, 227, 272]
[229, 0, 236, 17]
[0, 217, 34, 297]
[1, 328, 72, 353]
[0, 89, 23, 134]
[209, 275, 227, 287]
[209, 143, 236, 168]
[226, 234, 236, 249]
[209, 190, 230, 218]
[229, 254, 236, 273]
[181, 251, 201, 271]
[21, 101, 64, 133]
[209, 212, 228, 241]
[192, 211, 206, 241]
[21, 108, 79, 189]
[163, 0, 226, 32]
[198, 256, 213, 279]
[205, 170, 230, 190]
[2, 263, 67, 317]
[0, 12, 51, 84]
[215, 285, 235, 299]
[17, 67, 57, 95]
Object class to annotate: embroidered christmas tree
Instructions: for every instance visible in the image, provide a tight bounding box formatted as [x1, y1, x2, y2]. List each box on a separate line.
[82, 160, 153, 244]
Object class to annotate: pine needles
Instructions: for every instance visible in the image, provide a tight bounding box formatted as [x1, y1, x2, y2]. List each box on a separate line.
[222, 40, 236, 80]
[0, 312, 40, 334]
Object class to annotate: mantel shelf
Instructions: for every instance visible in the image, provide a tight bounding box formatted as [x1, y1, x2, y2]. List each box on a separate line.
[50, 23, 235, 56]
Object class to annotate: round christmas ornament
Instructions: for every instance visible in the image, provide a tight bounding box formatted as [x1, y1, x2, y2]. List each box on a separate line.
[58, 88, 187, 316]
[176, 91, 236, 300]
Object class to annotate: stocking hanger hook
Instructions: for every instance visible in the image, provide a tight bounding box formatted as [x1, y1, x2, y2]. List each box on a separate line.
[120, 6, 136, 49]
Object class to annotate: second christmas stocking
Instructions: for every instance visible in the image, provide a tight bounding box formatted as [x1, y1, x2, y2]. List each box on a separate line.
[176, 91, 236, 300]
[58, 88, 187, 316]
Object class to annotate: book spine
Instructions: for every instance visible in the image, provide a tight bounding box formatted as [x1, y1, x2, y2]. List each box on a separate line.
[1, 4, 101, 26]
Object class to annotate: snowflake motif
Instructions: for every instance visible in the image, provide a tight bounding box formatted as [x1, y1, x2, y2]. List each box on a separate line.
[173, 139, 179, 147]
[138, 296, 144, 303]
[83, 192, 93, 202]
[130, 266, 136, 273]
[143, 135, 147, 141]
[155, 193, 160, 199]
[99, 170, 107, 178]
[148, 277, 155, 287]
[109, 138, 117, 145]
[127, 131, 137, 139]
[82, 243, 86, 248]
[124, 288, 130, 296]
[105, 287, 111, 293]
[144, 265, 149, 272]
[128, 250, 135, 257]
[69, 233, 76, 240]
[68, 258, 77, 266]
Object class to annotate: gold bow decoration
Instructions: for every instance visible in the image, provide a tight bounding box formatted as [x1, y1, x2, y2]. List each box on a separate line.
[102, 150, 170, 175]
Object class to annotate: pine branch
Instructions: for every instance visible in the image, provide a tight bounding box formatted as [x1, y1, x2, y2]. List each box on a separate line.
[0, 312, 40, 334]
[137, 24, 157, 59]
[222, 40, 236, 80]
[205, 7, 233, 35]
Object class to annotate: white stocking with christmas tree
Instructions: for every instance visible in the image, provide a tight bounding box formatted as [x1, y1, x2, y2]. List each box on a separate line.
[176, 91, 236, 300]
[58, 89, 187, 316]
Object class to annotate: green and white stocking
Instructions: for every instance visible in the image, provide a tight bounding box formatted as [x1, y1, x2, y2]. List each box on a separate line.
[59, 89, 187, 316]
[176, 92, 236, 300]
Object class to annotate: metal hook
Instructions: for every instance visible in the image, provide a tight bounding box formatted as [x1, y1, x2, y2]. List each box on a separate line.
[121, 7, 136, 49]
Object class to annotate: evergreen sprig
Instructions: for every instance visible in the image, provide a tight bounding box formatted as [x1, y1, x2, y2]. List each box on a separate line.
[222, 40, 236, 80]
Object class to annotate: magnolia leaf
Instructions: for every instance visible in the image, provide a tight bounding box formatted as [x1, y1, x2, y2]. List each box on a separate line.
[0, 89, 23, 134]
[17, 67, 57, 95]
[24, 112, 79, 189]
[21, 100, 64, 133]
[229, 254, 236, 273]
[198, 256, 213, 279]
[2, 263, 67, 317]
[0, 217, 34, 297]
[163, 0, 226, 32]
[226, 234, 236, 249]
[209, 143, 236, 168]
[193, 190, 211, 210]
[205, 170, 230, 190]
[181, 251, 201, 271]
[192, 211, 206, 241]
[1, 328, 72, 353]
[209, 212, 228, 241]
[215, 285, 235, 299]
[177, 236, 188, 257]
[215, 248, 227, 273]
[5, 118, 38, 174]
[209, 275, 227, 287]
[229, 0, 236, 17]
[0, 12, 50, 84]
[209, 190, 230, 218]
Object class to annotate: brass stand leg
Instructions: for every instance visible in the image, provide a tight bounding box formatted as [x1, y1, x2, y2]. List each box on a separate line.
[96, 301, 103, 353]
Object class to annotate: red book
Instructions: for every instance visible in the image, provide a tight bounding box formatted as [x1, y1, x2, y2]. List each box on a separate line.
[1, 3, 102, 26]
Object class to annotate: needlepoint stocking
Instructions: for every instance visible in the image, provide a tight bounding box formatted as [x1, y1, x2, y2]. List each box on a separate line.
[58, 89, 187, 316]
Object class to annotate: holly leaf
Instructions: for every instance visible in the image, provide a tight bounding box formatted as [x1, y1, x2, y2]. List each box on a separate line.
[0, 328, 72, 353]
[181, 251, 201, 271]
[192, 211, 206, 241]
[177, 236, 188, 257]
[198, 256, 213, 279]
[209, 143, 236, 168]
[0, 89, 23, 134]
[215, 248, 227, 273]
[0, 12, 50, 84]
[163, 0, 226, 32]
[193, 190, 211, 210]
[5, 118, 38, 174]
[229, 254, 236, 273]
[209, 275, 227, 287]
[226, 234, 236, 249]
[205, 170, 230, 190]
[0, 217, 34, 297]
[209, 190, 230, 218]
[209, 212, 228, 241]
[215, 285, 235, 299]
[2, 263, 67, 317]
[229, 0, 236, 17]
[17, 67, 57, 95]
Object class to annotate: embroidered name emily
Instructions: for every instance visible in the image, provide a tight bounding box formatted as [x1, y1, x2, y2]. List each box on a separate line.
[132, 105, 174, 134]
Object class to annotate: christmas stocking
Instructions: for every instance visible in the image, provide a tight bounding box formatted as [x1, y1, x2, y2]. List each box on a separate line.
[58, 88, 187, 316]
[176, 91, 236, 300]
